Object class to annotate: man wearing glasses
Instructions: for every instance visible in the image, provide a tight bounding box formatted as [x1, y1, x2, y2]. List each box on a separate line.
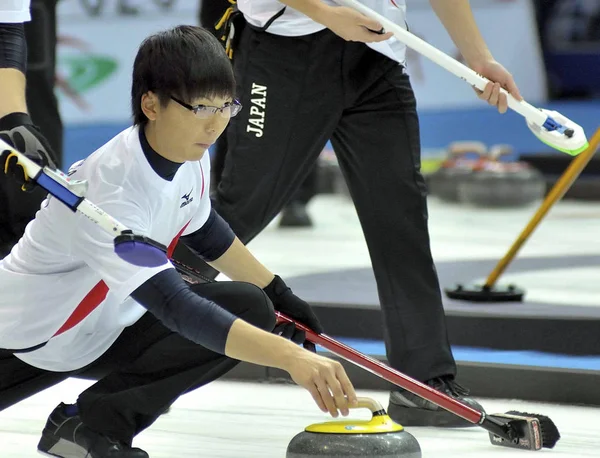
[0, 26, 355, 458]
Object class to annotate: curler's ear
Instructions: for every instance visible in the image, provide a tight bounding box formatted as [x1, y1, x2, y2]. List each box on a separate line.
[141, 91, 160, 122]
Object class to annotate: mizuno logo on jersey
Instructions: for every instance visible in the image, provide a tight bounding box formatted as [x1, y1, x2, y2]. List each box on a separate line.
[180, 188, 194, 208]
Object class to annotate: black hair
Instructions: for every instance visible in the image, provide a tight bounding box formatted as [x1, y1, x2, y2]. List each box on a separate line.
[131, 25, 235, 125]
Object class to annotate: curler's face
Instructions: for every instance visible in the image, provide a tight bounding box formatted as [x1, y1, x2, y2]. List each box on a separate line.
[140, 92, 236, 163]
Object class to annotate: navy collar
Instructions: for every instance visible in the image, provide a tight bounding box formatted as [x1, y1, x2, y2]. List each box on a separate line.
[139, 126, 182, 181]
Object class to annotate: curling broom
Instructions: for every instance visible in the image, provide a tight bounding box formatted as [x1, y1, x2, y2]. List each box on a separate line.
[336, 0, 588, 156]
[167, 245, 562, 452]
[0, 138, 169, 268]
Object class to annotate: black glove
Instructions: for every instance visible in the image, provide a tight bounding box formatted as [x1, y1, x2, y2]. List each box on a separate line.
[263, 275, 324, 352]
[0, 112, 57, 192]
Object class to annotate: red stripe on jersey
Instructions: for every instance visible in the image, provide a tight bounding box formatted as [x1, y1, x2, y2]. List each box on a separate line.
[167, 220, 191, 258]
[53, 280, 109, 337]
[52, 221, 192, 338]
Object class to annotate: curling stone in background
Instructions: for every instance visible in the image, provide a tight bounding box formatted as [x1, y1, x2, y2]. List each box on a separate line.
[286, 397, 421, 458]
[457, 144, 546, 208]
[428, 141, 488, 202]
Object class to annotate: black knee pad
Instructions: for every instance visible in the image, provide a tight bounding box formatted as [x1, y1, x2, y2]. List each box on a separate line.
[243, 283, 277, 332]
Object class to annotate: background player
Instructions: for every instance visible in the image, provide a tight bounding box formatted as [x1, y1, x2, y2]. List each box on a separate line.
[190, 0, 522, 427]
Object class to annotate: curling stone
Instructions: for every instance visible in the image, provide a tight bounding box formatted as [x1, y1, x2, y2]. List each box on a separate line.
[458, 159, 545, 208]
[428, 141, 488, 202]
[286, 397, 421, 458]
[487, 143, 518, 162]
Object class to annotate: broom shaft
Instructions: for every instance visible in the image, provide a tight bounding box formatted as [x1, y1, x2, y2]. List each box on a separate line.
[273, 312, 483, 424]
[169, 256, 520, 437]
[484, 127, 600, 287]
[335, 0, 545, 124]
[167, 256, 483, 422]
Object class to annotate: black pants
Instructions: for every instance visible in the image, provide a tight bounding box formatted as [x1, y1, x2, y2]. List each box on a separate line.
[0, 0, 62, 257]
[211, 137, 317, 205]
[0, 178, 50, 257]
[197, 0, 317, 204]
[0, 281, 275, 443]
[211, 26, 456, 382]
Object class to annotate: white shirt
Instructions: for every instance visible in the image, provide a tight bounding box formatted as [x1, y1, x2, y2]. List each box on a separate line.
[0, 0, 31, 22]
[0, 126, 211, 372]
[237, 0, 407, 65]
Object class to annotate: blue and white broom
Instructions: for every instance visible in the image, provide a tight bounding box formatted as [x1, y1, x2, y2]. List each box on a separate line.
[336, 0, 589, 156]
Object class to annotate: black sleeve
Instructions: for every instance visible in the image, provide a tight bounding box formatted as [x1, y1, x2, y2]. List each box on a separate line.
[180, 208, 236, 262]
[0, 23, 27, 72]
[130, 268, 237, 354]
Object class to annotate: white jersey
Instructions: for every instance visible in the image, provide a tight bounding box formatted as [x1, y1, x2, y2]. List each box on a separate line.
[0, 0, 31, 22]
[237, 0, 407, 65]
[0, 126, 212, 372]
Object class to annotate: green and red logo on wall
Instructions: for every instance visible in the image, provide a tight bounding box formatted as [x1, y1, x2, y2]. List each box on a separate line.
[56, 35, 118, 111]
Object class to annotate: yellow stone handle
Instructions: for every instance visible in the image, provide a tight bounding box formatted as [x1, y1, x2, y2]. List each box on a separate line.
[304, 396, 403, 433]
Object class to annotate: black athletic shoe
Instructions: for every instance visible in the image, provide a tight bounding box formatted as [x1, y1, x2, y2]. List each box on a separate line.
[37, 403, 149, 458]
[279, 202, 313, 228]
[388, 376, 485, 427]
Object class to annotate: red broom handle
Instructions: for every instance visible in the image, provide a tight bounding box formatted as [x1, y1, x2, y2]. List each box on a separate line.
[167, 254, 484, 425]
[275, 311, 483, 424]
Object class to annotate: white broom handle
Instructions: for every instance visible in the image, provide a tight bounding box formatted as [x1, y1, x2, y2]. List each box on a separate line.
[336, 0, 548, 125]
[75, 198, 130, 235]
[0, 137, 130, 235]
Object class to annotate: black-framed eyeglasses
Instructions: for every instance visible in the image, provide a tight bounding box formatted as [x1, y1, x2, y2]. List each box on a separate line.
[170, 96, 242, 119]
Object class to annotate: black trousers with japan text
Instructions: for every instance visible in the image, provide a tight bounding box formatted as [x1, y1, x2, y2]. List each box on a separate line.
[199, 25, 457, 383]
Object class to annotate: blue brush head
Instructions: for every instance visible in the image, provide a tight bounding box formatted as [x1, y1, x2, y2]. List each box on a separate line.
[113, 234, 168, 268]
